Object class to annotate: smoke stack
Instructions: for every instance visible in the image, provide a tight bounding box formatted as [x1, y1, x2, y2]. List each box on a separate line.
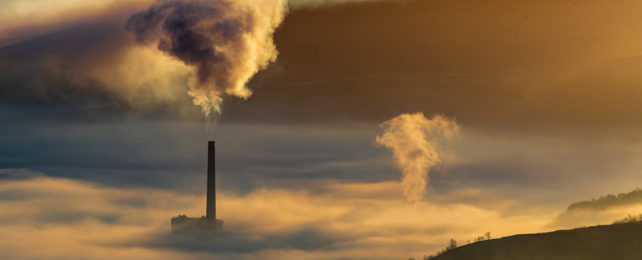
[206, 141, 216, 221]
[171, 141, 223, 231]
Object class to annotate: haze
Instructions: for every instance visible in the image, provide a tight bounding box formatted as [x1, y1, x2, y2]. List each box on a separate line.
[3, 0, 642, 259]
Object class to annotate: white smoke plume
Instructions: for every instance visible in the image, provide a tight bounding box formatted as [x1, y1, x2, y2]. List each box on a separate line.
[126, 0, 287, 117]
[376, 113, 460, 203]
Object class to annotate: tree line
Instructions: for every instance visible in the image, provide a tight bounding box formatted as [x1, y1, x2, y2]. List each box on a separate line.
[407, 232, 491, 260]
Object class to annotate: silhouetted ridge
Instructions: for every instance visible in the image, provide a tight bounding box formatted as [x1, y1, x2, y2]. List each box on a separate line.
[428, 222, 642, 260]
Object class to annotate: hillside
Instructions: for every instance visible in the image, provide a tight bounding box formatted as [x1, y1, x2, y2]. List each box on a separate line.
[430, 222, 642, 260]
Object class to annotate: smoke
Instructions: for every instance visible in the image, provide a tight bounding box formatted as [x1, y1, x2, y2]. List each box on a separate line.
[376, 113, 460, 203]
[125, 0, 287, 117]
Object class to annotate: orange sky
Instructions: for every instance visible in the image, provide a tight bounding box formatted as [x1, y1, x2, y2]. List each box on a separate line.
[3, 0, 642, 259]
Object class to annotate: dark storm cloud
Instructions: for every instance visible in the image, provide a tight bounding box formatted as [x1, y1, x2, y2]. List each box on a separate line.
[3, 0, 642, 134]
[218, 0, 642, 135]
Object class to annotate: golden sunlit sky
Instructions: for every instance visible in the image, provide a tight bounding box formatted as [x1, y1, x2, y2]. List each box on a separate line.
[2, 0, 642, 259]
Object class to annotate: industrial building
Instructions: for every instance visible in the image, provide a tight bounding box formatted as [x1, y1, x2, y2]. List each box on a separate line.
[171, 141, 224, 232]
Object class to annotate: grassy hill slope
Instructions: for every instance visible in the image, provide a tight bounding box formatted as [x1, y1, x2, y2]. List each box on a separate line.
[430, 222, 642, 260]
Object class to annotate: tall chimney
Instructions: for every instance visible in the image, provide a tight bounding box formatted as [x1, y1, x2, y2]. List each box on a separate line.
[206, 141, 216, 221]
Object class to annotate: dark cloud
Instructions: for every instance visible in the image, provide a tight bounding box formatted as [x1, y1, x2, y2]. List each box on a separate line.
[3, 0, 642, 134]
[0, 14, 199, 116]
[3, 103, 642, 209]
[0, 169, 44, 180]
[0, 21, 127, 105]
[0, 106, 394, 191]
[217, 0, 642, 134]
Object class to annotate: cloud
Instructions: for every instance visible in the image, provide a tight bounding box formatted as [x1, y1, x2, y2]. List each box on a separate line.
[0, 18, 198, 114]
[0, 169, 550, 259]
[0, 169, 44, 180]
[4, 114, 642, 210]
[0, 0, 152, 39]
[216, 0, 642, 135]
[548, 189, 642, 229]
[5, 0, 642, 133]
[567, 189, 642, 212]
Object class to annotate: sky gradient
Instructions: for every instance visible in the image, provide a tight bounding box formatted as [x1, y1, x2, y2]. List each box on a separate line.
[3, 0, 642, 259]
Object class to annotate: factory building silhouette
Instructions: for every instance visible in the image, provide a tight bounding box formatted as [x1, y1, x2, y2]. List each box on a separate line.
[171, 141, 224, 232]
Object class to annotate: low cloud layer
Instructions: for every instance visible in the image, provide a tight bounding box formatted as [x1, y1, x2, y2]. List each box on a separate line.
[548, 189, 642, 229]
[0, 169, 550, 260]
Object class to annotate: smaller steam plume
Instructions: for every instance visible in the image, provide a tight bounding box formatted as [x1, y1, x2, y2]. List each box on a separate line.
[376, 113, 460, 203]
[125, 0, 287, 117]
